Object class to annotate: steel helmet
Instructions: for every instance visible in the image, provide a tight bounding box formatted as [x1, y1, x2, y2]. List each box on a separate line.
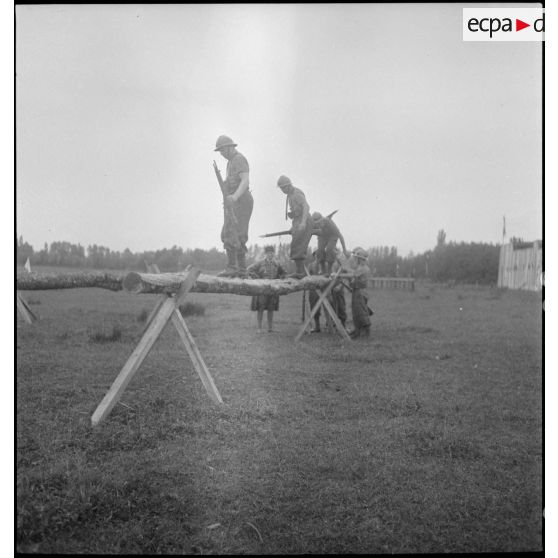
[264, 244, 275, 253]
[352, 247, 368, 260]
[277, 175, 293, 189]
[214, 135, 237, 151]
[311, 211, 323, 221]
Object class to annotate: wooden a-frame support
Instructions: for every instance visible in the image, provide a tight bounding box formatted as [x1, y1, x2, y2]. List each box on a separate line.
[16, 291, 38, 324]
[91, 266, 222, 426]
[295, 267, 352, 342]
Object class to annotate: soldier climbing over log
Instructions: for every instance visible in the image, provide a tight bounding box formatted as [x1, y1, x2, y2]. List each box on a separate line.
[311, 211, 350, 276]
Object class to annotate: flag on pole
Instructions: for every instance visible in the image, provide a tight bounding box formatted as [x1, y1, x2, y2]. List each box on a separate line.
[24, 257, 31, 273]
[502, 216, 506, 241]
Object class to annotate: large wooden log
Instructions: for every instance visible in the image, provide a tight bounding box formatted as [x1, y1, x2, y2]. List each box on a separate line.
[16, 270, 334, 296]
[16, 271, 123, 291]
[123, 271, 332, 296]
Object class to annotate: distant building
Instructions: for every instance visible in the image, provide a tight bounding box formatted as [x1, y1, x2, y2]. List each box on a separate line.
[497, 240, 542, 291]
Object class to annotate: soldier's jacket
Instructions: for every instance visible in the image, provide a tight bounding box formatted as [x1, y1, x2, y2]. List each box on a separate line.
[351, 263, 370, 290]
[287, 187, 309, 223]
[225, 152, 250, 196]
[316, 217, 341, 240]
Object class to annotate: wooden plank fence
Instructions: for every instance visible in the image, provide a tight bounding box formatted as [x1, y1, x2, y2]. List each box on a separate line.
[368, 277, 415, 291]
[497, 241, 542, 291]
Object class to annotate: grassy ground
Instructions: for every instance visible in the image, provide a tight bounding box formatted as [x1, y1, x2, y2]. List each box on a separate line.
[16, 278, 542, 554]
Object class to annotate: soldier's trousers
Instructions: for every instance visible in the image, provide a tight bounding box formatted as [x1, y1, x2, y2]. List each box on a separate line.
[290, 217, 313, 260]
[351, 288, 371, 330]
[317, 235, 339, 264]
[221, 190, 254, 253]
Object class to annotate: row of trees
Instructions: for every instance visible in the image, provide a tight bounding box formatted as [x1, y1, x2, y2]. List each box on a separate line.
[16, 231, 503, 284]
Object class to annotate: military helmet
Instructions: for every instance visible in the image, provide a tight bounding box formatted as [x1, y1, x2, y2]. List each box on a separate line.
[311, 211, 323, 221]
[264, 245, 275, 253]
[352, 247, 368, 260]
[277, 175, 293, 189]
[214, 135, 237, 151]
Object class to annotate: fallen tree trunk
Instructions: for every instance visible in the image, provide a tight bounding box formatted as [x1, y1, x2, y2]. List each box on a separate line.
[123, 271, 332, 296]
[16, 271, 124, 291]
[16, 270, 333, 296]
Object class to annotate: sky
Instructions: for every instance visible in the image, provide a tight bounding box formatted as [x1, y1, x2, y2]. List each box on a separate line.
[15, 3, 542, 257]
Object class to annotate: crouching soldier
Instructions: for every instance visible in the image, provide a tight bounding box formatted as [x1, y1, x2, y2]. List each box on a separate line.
[311, 211, 350, 275]
[339, 247, 372, 339]
[247, 245, 286, 332]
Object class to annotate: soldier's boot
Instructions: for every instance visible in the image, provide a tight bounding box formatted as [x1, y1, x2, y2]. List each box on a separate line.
[360, 326, 370, 338]
[288, 259, 306, 279]
[326, 261, 333, 275]
[236, 250, 248, 278]
[217, 249, 238, 277]
[318, 261, 327, 275]
[349, 327, 361, 339]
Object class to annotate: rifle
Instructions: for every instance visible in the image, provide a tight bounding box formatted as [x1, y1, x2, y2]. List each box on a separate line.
[260, 210, 339, 238]
[213, 160, 240, 249]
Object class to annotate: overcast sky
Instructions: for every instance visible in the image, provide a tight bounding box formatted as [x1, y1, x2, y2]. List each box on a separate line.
[15, 3, 542, 256]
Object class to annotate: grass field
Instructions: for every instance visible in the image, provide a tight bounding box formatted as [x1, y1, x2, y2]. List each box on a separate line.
[16, 276, 543, 554]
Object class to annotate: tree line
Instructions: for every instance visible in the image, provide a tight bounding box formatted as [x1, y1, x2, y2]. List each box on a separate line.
[16, 230, 503, 285]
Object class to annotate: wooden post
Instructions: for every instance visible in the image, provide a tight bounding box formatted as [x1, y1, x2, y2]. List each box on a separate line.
[16, 292, 38, 324]
[91, 267, 222, 426]
[295, 268, 351, 342]
[148, 264, 222, 405]
[91, 296, 179, 426]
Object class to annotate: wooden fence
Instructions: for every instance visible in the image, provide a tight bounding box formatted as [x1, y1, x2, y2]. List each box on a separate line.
[497, 241, 542, 291]
[368, 277, 415, 291]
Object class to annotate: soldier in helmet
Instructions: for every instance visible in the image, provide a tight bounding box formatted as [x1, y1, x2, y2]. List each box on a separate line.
[214, 135, 254, 277]
[311, 211, 350, 275]
[339, 247, 372, 338]
[276, 175, 313, 279]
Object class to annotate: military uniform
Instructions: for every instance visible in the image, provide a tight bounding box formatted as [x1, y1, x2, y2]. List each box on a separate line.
[287, 187, 313, 261]
[222, 152, 254, 259]
[350, 261, 371, 337]
[316, 218, 342, 266]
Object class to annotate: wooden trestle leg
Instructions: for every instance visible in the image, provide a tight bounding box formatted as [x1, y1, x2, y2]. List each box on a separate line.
[91, 266, 222, 426]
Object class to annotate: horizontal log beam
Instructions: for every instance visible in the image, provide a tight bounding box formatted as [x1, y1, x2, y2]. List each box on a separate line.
[123, 271, 332, 296]
[16, 270, 334, 296]
[16, 271, 123, 291]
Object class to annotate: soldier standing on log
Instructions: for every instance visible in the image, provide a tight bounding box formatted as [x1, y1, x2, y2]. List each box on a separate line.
[277, 175, 313, 279]
[311, 211, 350, 276]
[214, 135, 254, 277]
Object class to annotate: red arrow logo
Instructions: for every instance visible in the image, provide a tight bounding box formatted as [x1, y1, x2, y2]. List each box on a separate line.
[516, 19, 530, 31]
